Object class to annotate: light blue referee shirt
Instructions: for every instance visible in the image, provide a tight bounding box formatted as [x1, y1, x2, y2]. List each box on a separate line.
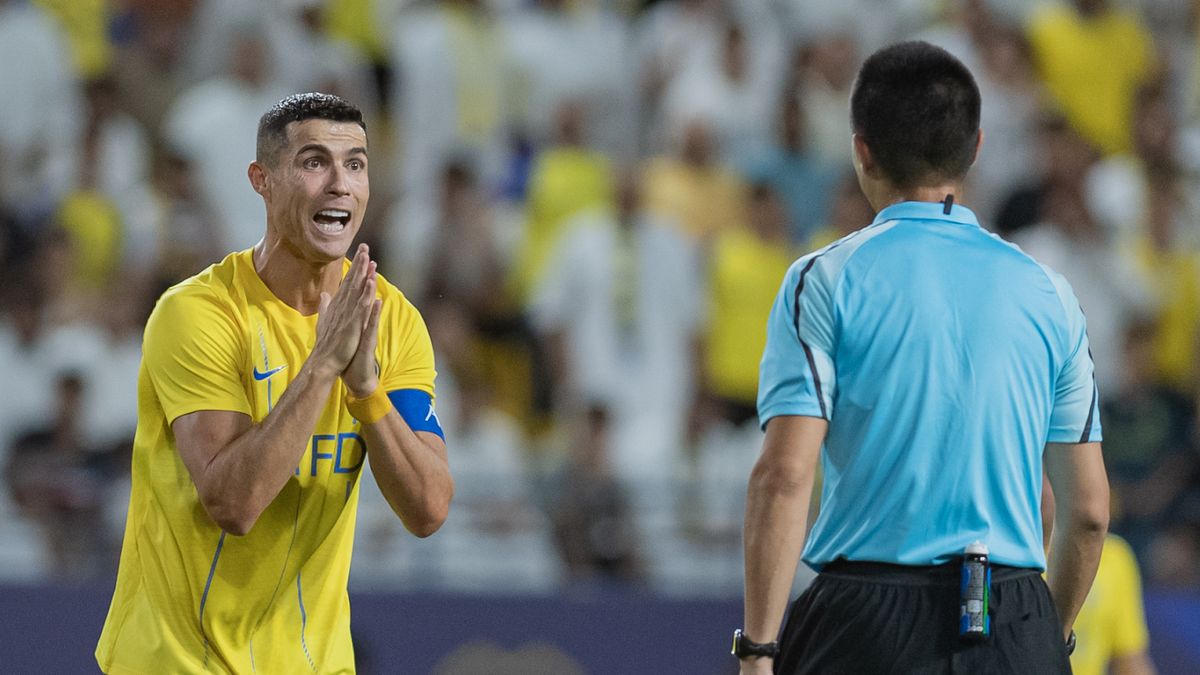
[758, 201, 1101, 571]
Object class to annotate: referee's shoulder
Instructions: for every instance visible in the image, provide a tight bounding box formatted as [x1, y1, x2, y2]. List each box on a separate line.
[790, 219, 897, 284]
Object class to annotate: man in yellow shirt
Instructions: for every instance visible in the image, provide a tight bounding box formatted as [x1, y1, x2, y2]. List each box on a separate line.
[1027, 0, 1156, 156]
[95, 93, 454, 674]
[1070, 535, 1157, 675]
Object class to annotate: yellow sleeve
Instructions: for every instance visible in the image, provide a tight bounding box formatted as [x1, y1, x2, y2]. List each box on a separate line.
[144, 284, 251, 423]
[377, 290, 437, 398]
[1105, 536, 1151, 657]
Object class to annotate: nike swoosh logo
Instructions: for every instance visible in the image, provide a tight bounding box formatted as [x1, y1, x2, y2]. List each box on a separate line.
[252, 365, 287, 381]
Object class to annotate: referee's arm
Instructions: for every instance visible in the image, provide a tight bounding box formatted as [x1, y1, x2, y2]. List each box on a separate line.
[741, 415, 827, 671]
[1044, 441, 1109, 640]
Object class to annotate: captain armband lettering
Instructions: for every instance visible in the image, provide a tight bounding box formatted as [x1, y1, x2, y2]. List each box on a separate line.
[387, 389, 445, 440]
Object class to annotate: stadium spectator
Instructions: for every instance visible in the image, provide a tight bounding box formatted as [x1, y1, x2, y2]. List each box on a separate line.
[804, 170, 875, 251]
[661, 19, 779, 166]
[386, 0, 507, 282]
[144, 150, 225, 284]
[0, 0, 82, 229]
[1027, 0, 1158, 156]
[33, 0, 114, 79]
[1089, 82, 1200, 392]
[1070, 535, 1158, 675]
[1100, 319, 1197, 563]
[5, 371, 112, 582]
[1010, 117, 1156, 395]
[739, 85, 840, 246]
[162, 24, 287, 251]
[530, 171, 703, 478]
[691, 182, 795, 445]
[790, 21, 860, 168]
[640, 118, 747, 244]
[503, 0, 634, 159]
[108, 2, 199, 136]
[265, 0, 379, 126]
[552, 403, 641, 585]
[738, 41, 1108, 674]
[509, 100, 614, 305]
[633, 0, 726, 155]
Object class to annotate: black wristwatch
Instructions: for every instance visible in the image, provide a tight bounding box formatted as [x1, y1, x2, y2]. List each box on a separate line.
[731, 629, 780, 660]
[1065, 630, 1077, 656]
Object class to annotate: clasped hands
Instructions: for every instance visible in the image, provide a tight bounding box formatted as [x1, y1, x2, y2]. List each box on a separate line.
[313, 243, 383, 398]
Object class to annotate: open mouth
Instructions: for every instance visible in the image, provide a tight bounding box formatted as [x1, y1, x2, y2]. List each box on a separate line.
[313, 209, 351, 233]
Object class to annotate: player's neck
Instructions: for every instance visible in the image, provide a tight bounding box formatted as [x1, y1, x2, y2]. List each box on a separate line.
[252, 240, 343, 315]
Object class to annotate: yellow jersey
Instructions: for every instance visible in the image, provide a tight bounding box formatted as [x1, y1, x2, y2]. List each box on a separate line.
[96, 249, 438, 674]
[704, 227, 796, 404]
[1070, 535, 1151, 675]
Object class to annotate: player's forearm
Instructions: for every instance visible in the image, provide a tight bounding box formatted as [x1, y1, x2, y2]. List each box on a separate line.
[200, 362, 339, 534]
[362, 412, 453, 537]
[1046, 507, 1107, 637]
[742, 458, 813, 645]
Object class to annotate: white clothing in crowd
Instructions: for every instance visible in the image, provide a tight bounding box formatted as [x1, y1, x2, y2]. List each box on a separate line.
[530, 207, 704, 478]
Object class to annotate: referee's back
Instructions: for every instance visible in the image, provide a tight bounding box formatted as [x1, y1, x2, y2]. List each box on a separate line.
[758, 200, 1100, 571]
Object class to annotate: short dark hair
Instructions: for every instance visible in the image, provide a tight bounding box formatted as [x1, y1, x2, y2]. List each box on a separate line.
[850, 41, 981, 188]
[256, 92, 366, 166]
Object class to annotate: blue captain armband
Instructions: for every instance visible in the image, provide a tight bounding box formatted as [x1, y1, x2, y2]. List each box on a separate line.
[386, 389, 445, 440]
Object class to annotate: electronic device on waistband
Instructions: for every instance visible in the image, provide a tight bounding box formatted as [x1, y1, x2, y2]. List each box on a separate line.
[959, 541, 991, 640]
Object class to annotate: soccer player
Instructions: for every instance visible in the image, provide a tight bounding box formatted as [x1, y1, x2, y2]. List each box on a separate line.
[96, 93, 453, 673]
[735, 42, 1110, 674]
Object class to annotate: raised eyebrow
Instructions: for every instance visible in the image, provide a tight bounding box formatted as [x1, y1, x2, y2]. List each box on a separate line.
[295, 144, 368, 159]
[296, 143, 331, 157]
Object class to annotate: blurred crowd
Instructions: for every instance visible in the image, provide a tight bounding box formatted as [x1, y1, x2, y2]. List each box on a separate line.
[1, 0, 1199, 597]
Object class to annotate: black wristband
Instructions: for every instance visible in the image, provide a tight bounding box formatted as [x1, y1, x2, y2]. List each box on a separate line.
[732, 629, 780, 659]
[1065, 629, 1077, 656]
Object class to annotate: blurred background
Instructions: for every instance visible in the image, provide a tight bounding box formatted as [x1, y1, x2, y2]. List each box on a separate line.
[0, 0, 1198, 672]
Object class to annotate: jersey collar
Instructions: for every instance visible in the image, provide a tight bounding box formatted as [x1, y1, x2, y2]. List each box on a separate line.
[872, 200, 980, 228]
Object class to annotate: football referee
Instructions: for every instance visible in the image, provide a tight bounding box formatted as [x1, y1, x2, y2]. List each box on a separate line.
[735, 42, 1110, 674]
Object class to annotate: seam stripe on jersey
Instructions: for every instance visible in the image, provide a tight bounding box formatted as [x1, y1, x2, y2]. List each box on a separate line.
[297, 572, 317, 672]
[1081, 375, 1098, 443]
[793, 256, 827, 419]
[199, 531, 227, 668]
[249, 485, 303, 662]
[791, 223, 885, 420]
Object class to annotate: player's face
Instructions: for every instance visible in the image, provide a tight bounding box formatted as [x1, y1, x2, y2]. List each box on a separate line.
[267, 119, 369, 263]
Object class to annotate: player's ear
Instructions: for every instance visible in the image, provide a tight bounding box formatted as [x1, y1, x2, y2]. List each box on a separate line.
[248, 161, 268, 196]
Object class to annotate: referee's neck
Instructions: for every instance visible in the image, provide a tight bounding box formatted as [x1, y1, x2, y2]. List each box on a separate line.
[873, 183, 966, 212]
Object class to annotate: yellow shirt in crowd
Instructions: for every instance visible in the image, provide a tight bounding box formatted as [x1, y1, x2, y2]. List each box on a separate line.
[1028, 4, 1154, 155]
[96, 250, 438, 674]
[1070, 535, 1152, 675]
[704, 227, 796, 404]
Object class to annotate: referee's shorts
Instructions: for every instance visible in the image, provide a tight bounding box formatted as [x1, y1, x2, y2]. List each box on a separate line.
[774, 560, 1072, 675]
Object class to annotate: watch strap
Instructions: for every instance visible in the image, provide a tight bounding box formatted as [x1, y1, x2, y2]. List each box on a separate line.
[732, 629, 780, 659]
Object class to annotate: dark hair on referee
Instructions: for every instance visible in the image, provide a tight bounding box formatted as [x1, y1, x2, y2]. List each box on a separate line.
[256, 92, 366, 167]
[850, 41, 981, 188]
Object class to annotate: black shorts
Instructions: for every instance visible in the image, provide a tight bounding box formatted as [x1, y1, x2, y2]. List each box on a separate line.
[774, 560, 1072, 675]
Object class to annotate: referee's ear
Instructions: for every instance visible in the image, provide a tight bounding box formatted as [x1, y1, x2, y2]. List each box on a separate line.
[970, 129, 984, 167]
[851, 134, 878, 178]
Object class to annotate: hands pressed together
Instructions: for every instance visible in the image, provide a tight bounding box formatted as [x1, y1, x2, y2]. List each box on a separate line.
[313, 243, 383, 398]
